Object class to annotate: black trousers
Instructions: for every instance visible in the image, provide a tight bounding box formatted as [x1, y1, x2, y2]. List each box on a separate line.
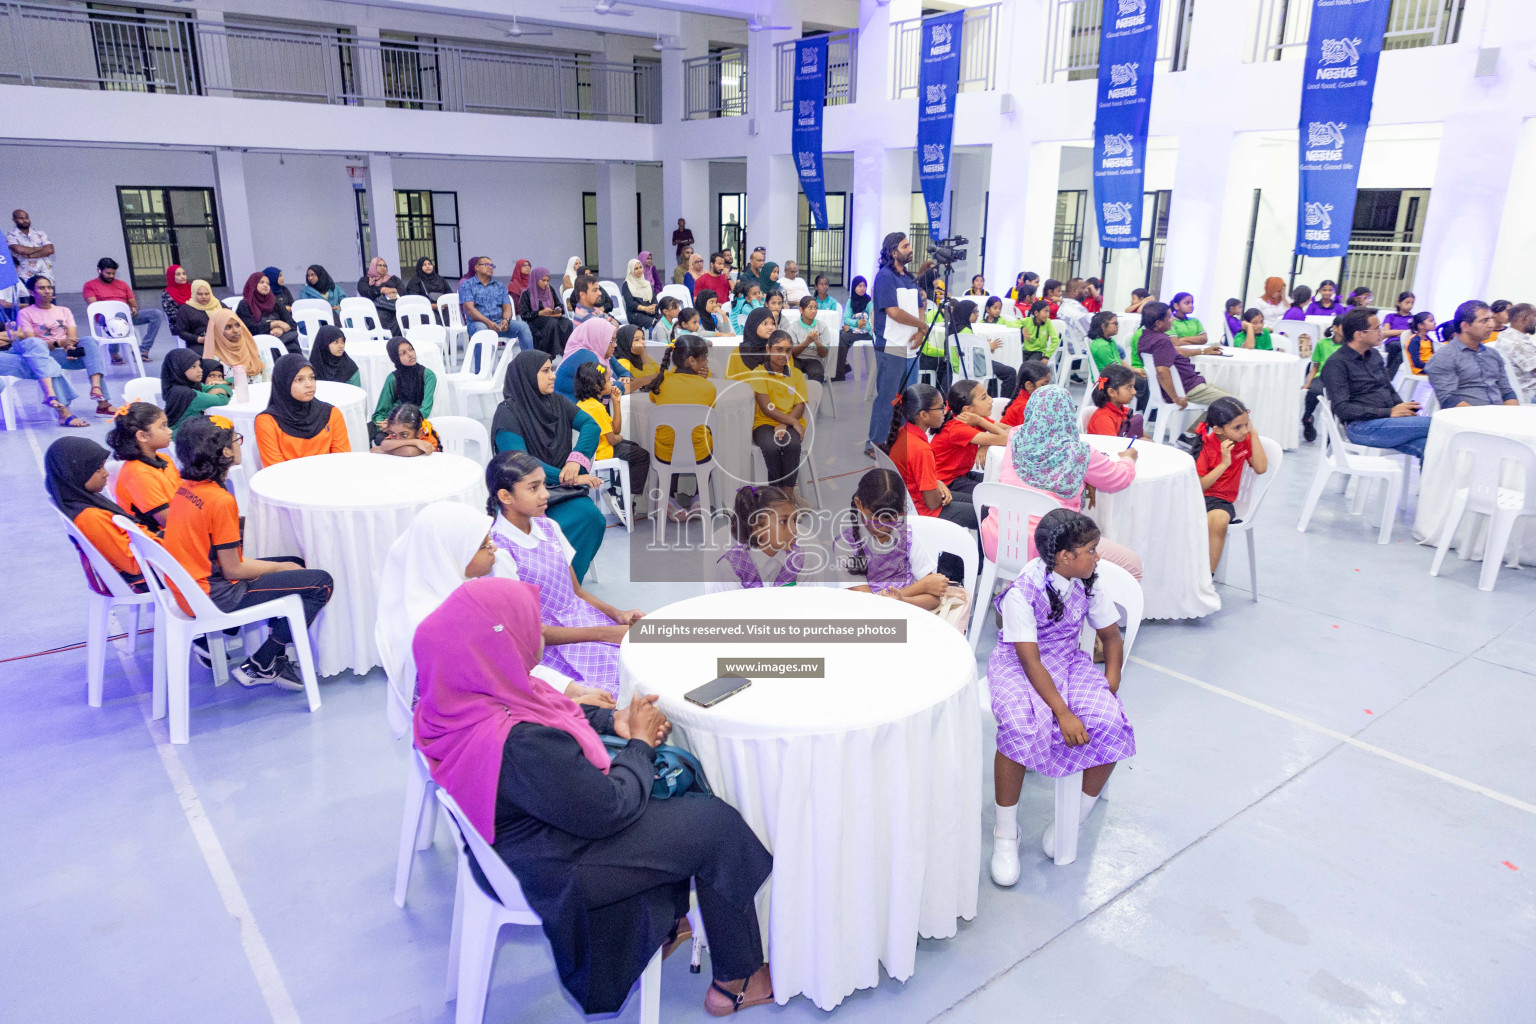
[1384, 338, 1403, 378]
[1303, 377, 1325, 423]
[607, 440, 651, 512]
[935, 498, 977, 530]
[752, 424, 802, 487]
[794, 355, 826, 383]
[209, 556, 332, 645]
[835, 329, 871, 377]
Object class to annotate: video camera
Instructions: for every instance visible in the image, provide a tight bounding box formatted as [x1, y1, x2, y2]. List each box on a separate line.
[929, 235, 968, 267]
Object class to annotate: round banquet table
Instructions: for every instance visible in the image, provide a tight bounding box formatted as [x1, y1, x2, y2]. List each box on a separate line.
[971, 321, 1023, 369]
[984, 436, 1220, 619]
[1412, 406, 1536, 562]
[1194, 348, 1303, 450]
[616, 588, 982, 1011]
[344, 337, 393, 408]
[215, 381, 370, 473]
[245, 451, 486, 677]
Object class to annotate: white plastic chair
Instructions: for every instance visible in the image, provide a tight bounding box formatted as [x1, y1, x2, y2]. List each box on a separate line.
[260, 334, 286, 373]
[441, 333, 498, 419]
[1140, 351, 1206, 444]
[1428, 431, 1536, 591]
[592, 456, 634, 532]
[434, 787, 672, 1024]
[122, 377, 163, 407]
[395, 295, 438, 333]
[1213, 436, 1284, 599]
[221, 295, 242, 311]
[647, 403, 720, 543]
[432, 415, 491, 466]
[340, 297, 391, 342]
[966, 481, 1063, 651]
[959, 334, 996, 392]
[456, 339, 520, 424]
[660, 283, 692, 306]
[57, 510, 160, 707]
[1296, 399, 1404, 544]
[436, 294, 469, 364]
[290, 299, 335, 347]
[599, 281, 628, 326]
[116, 516, 320, 744]
[909, 515, 978, 600]
[86, 300, 146, 379]
[0, 374, 22, 429]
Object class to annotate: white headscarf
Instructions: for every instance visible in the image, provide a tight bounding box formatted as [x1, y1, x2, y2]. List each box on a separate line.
[375, 501, 496, 691]
[625, 257, 653, 303]
[561, 256, 583, 291]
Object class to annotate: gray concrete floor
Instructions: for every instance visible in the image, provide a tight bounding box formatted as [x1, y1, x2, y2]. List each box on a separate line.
[2, 355, 1533, 1023]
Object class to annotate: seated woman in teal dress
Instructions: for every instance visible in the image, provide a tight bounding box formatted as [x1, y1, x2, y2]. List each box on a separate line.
[492, 350, 607, 582]
[308, 325, 363, 388]
[554, 317, 630, 401]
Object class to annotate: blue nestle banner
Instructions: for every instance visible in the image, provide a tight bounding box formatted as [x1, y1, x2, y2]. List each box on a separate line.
[1296, 0, 1391, 256]
[1092, 0, 1161, 250]
[917, 11, 964, 238]
[793, 37, 829, 230]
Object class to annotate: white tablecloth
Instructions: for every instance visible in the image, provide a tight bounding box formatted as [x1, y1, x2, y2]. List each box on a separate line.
[1412, 406, 1536, 561]
[345, 338, 393, 408]
[971, 321, 1022, 369]
[617, 588, 981, 1011]
[246, 451, 486, 677]
[1194, 348, 1303, 450]
[217, 381, 370, 473]
[985, 436, 1220, 619]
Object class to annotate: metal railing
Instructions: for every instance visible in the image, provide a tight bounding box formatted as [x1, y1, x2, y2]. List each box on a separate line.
[774, 29, 857, 111]
[892, 4, 1001, 100]
[1042, 0, 1195, 84]
[683, 48, 747, 119]
[1340, 232, 1422, 302]
[1249, 0, 1465, 63]
[0, 1, 660, 122]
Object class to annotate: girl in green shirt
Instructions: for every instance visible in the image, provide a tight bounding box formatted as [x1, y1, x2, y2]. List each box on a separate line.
[1022, 300, 1059, 359]
[308, 324, 362, 388]
[1235, 308, 1274, 351]
[373, 337, 436, 428]
[161, 348, 230, 428]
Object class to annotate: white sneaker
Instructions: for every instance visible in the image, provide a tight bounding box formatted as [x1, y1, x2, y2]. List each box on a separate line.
[990, 828, 1020, 887]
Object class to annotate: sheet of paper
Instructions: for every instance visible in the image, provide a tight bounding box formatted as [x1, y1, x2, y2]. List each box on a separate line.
[884, 286, 921, 357]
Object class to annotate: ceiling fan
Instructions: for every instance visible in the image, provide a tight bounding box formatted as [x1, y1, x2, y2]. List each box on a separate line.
[746, 15, 794, 32]
[560, 0, 635, 16]
[652, 33, 687, 51]
[503, 14, 554, 38]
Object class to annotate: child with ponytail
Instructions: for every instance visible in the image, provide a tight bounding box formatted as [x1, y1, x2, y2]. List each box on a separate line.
[707, 484, 810, 592]
[839, 468, 969, 630]
[1195, 396, 1267, 573]
[999, 360, 1053, 428]
[642, 333, 715, 520]
[105, 401, 182, 528]
[1085, 364, 1146, 440]
[988, 508, 1135, 885]
[930, 378, 1009, 493]
[888, 383, 978, 529]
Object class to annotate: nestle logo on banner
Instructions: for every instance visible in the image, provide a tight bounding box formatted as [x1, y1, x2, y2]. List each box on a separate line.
[1101, 133, 1135, 169]
[924, 83, 948, 115]
[928, 200, 944, 224]
[798, 99, 816, 119]
[921, 143, 945, 173]
[1102, 201, 1133, 235]
[801, 50, 818, 72]
[1106, 61, 1139, 98]
[797, 152, 816, 171]
[1316, 37, 1362, 80]
[1115, 0, 1147, 29]
[1305, 120, 1347, 161]
[929, 22, 953, 56]
[1304, 201, 1334, 241]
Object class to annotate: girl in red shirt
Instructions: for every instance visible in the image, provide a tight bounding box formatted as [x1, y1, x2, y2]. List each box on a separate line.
[889, 384, 977, 529]
[931, 378, 1009, 493]
[1085, 364, 1146, 440]
[1000, 361, 1052, 428]
[1194, 397, 1268, 573]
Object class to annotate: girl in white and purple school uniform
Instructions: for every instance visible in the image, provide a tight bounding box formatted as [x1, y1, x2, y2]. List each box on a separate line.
[707, 484, 814, 592]
[987, 508, 1135, 886]
[837, 468, 970, 630]
[486, 450, 643, 697]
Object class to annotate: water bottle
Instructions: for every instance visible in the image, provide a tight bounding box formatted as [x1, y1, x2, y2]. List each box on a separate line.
[232, 364, 250, 404]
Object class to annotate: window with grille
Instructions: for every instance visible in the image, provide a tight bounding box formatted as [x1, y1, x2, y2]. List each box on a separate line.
[115, 187, 225, 289]
[797, 192, 849, 287]
[583, 192, 599, 274]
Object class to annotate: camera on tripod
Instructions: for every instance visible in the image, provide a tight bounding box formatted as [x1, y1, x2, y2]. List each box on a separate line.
[929, 235, 968, 267]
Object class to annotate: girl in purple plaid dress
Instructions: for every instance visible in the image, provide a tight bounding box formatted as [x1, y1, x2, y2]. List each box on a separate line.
[838, 469, 969, 628]
[487, 451, 643, 697]
[988, 509, 1134, 885]
[708, 484, 810, 592]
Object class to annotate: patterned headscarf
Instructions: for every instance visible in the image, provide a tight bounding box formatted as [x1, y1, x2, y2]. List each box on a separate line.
[1009, 384, 1091, 503]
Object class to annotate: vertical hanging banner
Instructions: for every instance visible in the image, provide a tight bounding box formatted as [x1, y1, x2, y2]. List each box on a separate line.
[1093, 0, 1162, 250]
[1296, 0, 1391, 256]
[917, 10, 965, 238]
[794, 37, 829, 230]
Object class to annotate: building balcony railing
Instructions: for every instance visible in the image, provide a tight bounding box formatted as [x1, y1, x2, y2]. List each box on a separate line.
[0, 1, 661, 122]
[1042, 0, 1194, 84]
[891, 3, 1001, 100]
[683, 48, 747, 119]
[1249, 0, 1466, 63]
[774, 29, 857, 111]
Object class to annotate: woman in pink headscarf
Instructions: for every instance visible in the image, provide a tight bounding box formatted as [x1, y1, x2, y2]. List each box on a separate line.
[507, 259, 532, 303]
[515, 265, 573, 358]
[356, 256, 403, 331]
[412, 577, 774, 1016]
[638, 250, 663, 296]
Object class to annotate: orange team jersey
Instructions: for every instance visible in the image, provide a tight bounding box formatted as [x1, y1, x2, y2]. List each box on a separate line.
[115, 457, 183, 522]
[254, 406, 350, 466]
[1001, 388, 1032, 427]
[162, 477, 243, 614]
[891, 422, 941, 518]
[72, 507, 143, 585]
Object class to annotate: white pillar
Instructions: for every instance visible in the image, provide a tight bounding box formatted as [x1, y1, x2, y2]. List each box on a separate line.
[1019, 141, 1063, 276]
[354, 26, 386, 108]
[849, 148, 912, 285]
[747, 153, 799, 265]
[212, 149, 256, 287]
[1160, 125, 1239, 333]
[597, 162, 640, 279]
[363, 153, 400, 275]
[663, 157, 710, 269]
[1486, 117, 1536, 301]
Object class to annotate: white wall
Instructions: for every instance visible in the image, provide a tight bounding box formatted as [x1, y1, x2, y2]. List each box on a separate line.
[241, 152, 360, 288]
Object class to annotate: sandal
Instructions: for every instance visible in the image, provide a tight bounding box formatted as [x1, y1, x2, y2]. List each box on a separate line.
[705, 969, 774, 1017]
[663, 916, 692, 960]
[59, 414, 90, 428]
[90, 383, 105, 403]
[96, 401, 115, 415]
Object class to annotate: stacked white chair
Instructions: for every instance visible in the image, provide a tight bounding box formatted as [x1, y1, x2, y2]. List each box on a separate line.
[1296, 398, 1404, 544]
[1212, 436, 1284, 599]
[86, 300, 147, 379]
[290, 298, 335, 348]
[1428, 431, 1536, 591]
[436, 293, 470, 363]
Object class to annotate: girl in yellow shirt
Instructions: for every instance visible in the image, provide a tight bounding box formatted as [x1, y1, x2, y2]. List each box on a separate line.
[750, 330, 809, 501]
[640, 334, 715, 519]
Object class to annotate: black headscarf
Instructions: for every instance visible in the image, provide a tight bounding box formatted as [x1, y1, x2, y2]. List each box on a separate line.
[695, 290, 721, 332]
[307, 264, 336, 295]
[849, 276, 871, 315]
[159, 348, 204, 427]
[947, 300, 978, 338]
[45, 437, 133, 522]
[261, 354, 334, 439]
[491, 350, 576, 465]
[309, 325, 359, 384]
[743, 307, 776, 343]
[199, 358, 224, 381]
[387, 336, 427, 407]
[407, 256, 449, 297]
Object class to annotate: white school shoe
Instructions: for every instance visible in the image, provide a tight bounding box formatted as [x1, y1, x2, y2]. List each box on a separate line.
[990, 828, 1021, 887]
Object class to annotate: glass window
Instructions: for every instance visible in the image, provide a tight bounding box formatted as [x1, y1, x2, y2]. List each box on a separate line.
[115, 186, 224, 289]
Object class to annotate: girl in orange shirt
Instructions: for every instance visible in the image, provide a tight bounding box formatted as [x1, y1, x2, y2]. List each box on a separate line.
[45, 436, 145, 590]
[254, 354, 350, 466]
[106, 402, 182, 528]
